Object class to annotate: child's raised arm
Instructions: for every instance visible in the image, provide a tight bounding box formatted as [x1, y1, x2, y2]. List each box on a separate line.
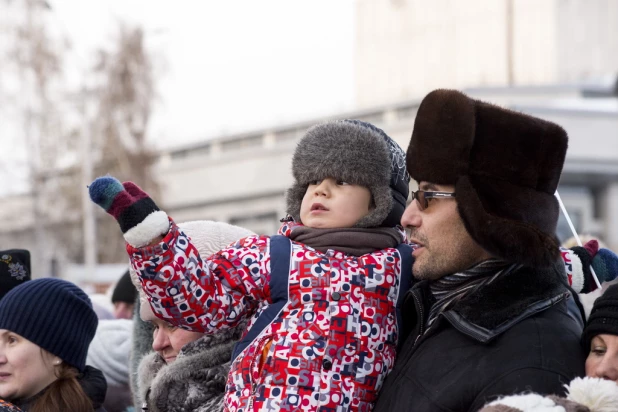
[89, 176, 269, 333]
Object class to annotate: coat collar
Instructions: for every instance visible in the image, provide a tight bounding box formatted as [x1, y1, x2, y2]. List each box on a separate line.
[420, 259, 571, 343]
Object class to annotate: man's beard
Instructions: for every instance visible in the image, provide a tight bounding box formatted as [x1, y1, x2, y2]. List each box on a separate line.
[411, 230, 488, 281]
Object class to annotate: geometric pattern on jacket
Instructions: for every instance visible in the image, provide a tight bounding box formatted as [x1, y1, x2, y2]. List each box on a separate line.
[128, 219, 413, 412]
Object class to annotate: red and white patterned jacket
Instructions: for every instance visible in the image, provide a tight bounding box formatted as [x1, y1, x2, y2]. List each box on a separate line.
[129, 218, 414, 412]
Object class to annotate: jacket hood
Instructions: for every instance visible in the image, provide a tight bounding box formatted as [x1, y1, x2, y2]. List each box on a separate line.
[138, 323, 244, 412]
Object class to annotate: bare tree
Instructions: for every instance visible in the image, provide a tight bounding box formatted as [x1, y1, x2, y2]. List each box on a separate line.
[59, 24, 160, 264]
[1, 3, 158, 270]
[1, 0, 65, 276]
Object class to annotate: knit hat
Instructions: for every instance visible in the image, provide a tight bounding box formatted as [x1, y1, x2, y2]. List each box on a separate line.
[286, 119, 409, 228]
[0, 278, 98, 371]
[111, 269, 138, 304]
[408, 89, 568, 267]
[86, 319, 133, 386]
[89, 177, 169, 247]
[0, 249, 31, 301]
[582, 283, 618, 350]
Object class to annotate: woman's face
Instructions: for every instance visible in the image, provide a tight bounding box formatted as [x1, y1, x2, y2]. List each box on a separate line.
[151, 318, 203, 364]
[0, 330, 60, 400]
[585, 334, 618, 383]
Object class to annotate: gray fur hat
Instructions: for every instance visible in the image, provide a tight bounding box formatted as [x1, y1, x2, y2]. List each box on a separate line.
[286, 119, 409, 228]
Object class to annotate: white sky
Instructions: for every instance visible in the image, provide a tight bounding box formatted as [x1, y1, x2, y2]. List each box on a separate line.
[51, 0, 356, 147]
[0, 0, 355, 195]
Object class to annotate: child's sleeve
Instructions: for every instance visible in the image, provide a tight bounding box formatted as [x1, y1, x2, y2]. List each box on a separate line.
[561, 239, 618, 293]
[88, 176, 270, 333]
[128, 220, 269, 333]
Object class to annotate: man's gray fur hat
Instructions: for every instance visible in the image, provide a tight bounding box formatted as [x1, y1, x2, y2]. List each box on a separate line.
[286, 119, 409, 228]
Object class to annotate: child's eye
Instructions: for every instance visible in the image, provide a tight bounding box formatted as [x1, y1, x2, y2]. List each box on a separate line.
[308, 180, 321, 186]
[7, 336, 17, 344]
[336, 180, 349, 186]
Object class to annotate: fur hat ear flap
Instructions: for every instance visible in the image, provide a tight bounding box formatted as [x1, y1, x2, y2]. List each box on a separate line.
[455, 175, 561, 267]
[286, 182, 308, 223]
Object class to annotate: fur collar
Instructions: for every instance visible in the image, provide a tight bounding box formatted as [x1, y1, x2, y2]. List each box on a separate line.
[446, 259, 569, 333]
[138, 325, 244, 412]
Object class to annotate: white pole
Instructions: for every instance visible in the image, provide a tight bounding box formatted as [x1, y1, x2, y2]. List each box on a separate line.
[555, 191, 602, 290]
[80, 96, 96, 285]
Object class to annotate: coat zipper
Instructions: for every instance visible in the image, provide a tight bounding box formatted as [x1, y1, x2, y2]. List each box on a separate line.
[412, 290, 424, 345]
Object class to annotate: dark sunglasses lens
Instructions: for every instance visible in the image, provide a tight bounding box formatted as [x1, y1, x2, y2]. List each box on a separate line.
[414, 191, 427, 211]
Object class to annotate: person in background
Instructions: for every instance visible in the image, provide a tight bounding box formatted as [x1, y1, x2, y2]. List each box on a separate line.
[112, 270, 137, 320]
[0, 251, 31, 412]
[133, 220, 254, 412]
[87, 319, 133, 412]
[0, 250, 30, 301]
[583, 283, 618, 384]
[0, 278, 106, 411]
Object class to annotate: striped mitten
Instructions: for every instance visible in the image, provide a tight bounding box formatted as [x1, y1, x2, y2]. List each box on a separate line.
[89, 176, 169, 247]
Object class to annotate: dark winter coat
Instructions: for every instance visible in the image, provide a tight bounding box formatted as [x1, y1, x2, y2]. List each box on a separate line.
[137, 323, 244, 412]
[374, 261, 586, 412]
[9, 365, 107, 412]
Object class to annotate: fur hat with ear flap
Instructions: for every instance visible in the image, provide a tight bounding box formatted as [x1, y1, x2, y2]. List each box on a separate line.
[286, 119, 409, 228]
[479, 377, 618, 412]
[408, 89, 568, 268]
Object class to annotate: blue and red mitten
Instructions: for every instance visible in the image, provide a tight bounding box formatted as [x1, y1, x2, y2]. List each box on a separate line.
[89, 176, 169, 247]
[561, 240, 618, 293]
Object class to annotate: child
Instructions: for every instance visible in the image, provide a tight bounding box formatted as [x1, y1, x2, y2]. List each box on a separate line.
[90, 119, 413, 411]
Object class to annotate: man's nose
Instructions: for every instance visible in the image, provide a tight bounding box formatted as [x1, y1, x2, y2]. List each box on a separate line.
[401, 200, 421, 228]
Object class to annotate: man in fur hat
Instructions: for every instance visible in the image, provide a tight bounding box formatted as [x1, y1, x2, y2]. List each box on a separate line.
[374, 89, 586, 412]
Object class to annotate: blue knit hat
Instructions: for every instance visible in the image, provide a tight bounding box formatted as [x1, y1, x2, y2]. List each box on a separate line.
[0, 278, 98, 371]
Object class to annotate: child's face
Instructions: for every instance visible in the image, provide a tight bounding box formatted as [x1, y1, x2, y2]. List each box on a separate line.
[300, 178, 372, 229]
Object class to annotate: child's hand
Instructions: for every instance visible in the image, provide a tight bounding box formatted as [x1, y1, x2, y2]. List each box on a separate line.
[563, 240, 618, 293]
[591, 244, 618, 286]
[88, 176, 169, 247]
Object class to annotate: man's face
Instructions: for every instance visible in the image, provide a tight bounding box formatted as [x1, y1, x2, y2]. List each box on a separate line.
[402, 181, 491, 281]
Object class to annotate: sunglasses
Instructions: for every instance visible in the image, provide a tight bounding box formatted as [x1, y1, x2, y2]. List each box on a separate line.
[410, 190, 456, 211]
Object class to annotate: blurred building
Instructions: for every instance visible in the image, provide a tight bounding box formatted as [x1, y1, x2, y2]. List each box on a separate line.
[2, 0, 618, 281]
[1, 81, 617, 279]
[355, 0, 618, 107]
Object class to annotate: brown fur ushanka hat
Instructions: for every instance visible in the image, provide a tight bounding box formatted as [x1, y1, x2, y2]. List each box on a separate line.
[408, 89, 568, 268]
